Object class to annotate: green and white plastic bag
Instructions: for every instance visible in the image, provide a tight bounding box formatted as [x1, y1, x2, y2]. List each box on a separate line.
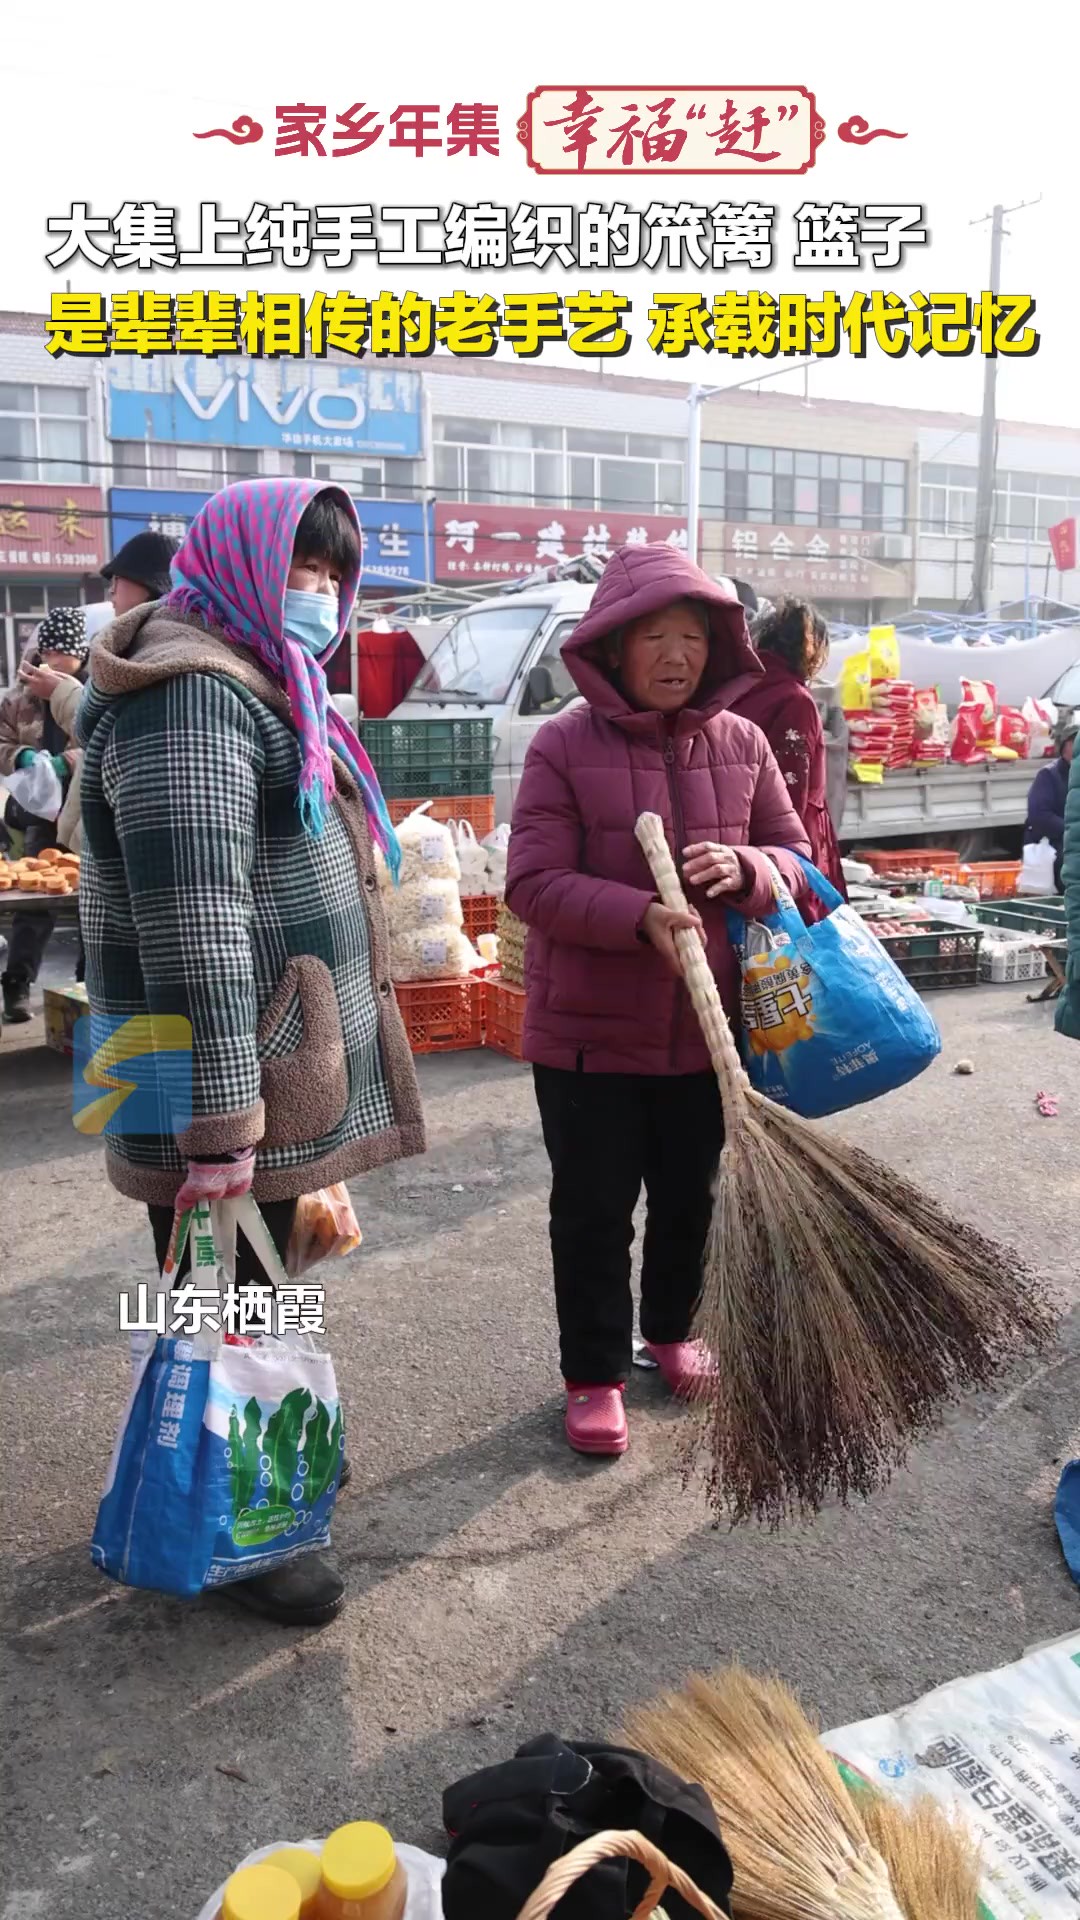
[92, 1196, 344, 1597]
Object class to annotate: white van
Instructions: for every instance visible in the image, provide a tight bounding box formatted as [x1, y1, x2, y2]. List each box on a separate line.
[391, 582, 593, 823]
[389, 577, 855, 828]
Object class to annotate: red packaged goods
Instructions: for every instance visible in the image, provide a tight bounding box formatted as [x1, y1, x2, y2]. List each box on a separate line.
[950, 701, 987, 764]
[995, 706, 1032, 756]
[869, 679, 915, 769]
[960, 677, 997, 747]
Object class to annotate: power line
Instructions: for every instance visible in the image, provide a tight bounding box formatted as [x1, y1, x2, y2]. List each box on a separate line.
[5, 451, 1077, 519]
[0, 495, 1069, 546]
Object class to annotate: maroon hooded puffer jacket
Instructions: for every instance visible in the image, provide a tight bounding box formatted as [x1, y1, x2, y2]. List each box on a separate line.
[505, 543, 811, 1076]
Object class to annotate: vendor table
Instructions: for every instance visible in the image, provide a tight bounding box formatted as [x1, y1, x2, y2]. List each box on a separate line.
[0, 888, 80, 927]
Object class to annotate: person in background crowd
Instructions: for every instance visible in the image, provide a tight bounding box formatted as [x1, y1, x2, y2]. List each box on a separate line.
[100, 530, 179, 615]
[78, 479, 425, 1626]
[731, 595, 847, 898]
[1025, 721, 1077, 893]
[506, 543, 810, 1460]
[1055, 728, 1080, 1040]
[0, 606, 89, 1023]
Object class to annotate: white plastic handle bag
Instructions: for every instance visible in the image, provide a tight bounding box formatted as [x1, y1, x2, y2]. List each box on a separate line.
[5, 751, 64, 822]
[1017, 838, 1058, 896]
[454, 818, 491, 897]
[194, 1839, 446, 1920]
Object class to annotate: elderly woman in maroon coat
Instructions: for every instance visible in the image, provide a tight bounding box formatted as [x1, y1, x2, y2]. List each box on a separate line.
[506, 544, 810, 1459]
[731, 596, 847, 897]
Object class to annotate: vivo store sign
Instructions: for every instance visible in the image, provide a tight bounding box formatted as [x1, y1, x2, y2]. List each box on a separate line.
[107, 360, 422, 458]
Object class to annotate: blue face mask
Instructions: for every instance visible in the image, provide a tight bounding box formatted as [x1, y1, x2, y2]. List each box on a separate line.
[283, 587, 339, 655]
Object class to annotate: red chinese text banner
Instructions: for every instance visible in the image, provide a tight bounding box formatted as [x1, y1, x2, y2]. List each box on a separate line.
[0, 486, 106, 573]
[434, 503, 693, 580]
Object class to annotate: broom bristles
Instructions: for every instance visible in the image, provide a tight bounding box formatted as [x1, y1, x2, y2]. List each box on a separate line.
[624, 1669, 905, 1920]
[686, 1089, 1058, 1526]
[631, 808, 1058, 1528]
[855, 1791, 981, 1920]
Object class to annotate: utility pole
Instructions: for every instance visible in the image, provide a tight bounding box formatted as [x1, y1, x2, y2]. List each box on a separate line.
[684, 361, 815, 567]
[686, 385, 703, 562]
[967, 197, 1039, 612]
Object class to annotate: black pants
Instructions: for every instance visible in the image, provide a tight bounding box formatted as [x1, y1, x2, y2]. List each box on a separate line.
[533, 1065, 724, 1386]
[4, 818, 58, 988]
[149, 1198, 298, 1286]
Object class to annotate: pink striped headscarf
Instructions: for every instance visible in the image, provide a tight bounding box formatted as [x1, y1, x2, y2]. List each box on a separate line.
[166, 478, 399, 875]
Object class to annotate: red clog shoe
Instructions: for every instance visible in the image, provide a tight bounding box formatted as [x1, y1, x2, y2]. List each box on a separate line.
[644, 1340, 713, 1399]
[564, 1384, 628, 1456]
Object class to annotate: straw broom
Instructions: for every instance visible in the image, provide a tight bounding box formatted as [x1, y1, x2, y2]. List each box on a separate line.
[624, 1668, 906, 1920]
[623, 1669, 981, 1920]
[855, 1792, 980, 1920]
[633, 813, 1057, 1525]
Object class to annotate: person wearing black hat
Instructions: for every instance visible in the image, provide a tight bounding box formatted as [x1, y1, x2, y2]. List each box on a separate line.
[1, 607, 90, 1022]
[101, 530, 179, 615]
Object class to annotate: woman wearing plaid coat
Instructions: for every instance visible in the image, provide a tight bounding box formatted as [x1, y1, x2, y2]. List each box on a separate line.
[78, 480, 425, 1626]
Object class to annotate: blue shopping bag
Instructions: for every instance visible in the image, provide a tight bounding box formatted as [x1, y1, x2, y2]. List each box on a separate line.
[1055, 1460, 1080, 1587]
[727, 856, 941, 1119]
[92, 1198, 344, 1598]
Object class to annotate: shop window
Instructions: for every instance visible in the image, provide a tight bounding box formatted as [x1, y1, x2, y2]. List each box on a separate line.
[0, 383, 88, 482]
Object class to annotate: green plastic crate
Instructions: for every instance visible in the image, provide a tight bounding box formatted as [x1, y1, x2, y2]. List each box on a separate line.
[975, 895, 1066, 936]
[874, 917, 983, 991]
[359, 718, 494, 800]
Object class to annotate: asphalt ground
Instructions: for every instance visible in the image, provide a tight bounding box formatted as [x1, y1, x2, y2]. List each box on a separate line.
[1, 941, 1078, 1918]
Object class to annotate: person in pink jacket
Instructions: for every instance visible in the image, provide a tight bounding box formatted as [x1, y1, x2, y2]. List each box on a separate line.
[506, 542, 811, 1458]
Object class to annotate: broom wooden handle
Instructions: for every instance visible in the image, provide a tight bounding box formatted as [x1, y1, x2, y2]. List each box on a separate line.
[514, 1828, 727, 1920]
[635, 812, 751, 1124]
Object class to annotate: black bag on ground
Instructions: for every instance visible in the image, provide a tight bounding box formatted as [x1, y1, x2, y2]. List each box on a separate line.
[441, 1733, 733, 1919]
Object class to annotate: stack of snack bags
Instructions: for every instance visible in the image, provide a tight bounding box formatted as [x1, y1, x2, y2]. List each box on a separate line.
[844, 704, 896, 779]
[871, 678, 916, 768]
[912, 688, 949, 765]
[496, 902, 527, 987]
[386, 805, 477, 981]
[841, 630, 910, 781]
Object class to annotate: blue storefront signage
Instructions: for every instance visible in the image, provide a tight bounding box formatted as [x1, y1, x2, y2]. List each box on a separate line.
[107, 361, 422, 460]
[109, 490, 430, 588]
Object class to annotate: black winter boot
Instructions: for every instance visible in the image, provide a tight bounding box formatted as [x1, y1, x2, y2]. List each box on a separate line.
[1, 974, 32, 1024]
[220, 1548, 345, 1627]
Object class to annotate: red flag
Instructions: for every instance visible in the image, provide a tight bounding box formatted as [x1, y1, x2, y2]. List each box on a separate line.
[1048, 517, 1077, 572]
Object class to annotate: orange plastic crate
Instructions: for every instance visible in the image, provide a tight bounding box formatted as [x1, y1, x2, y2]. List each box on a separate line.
[393, 975, 484, 1053]
[959, 859, 1022, 900]
[387, 794, 496, 835]
[462, 894, 499, 943]
[861, 847, 961, 879]
[484, 977, 527, 1060]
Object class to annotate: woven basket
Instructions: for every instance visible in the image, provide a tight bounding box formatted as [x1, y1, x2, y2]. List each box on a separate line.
[514, 1828, 726, 1920]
